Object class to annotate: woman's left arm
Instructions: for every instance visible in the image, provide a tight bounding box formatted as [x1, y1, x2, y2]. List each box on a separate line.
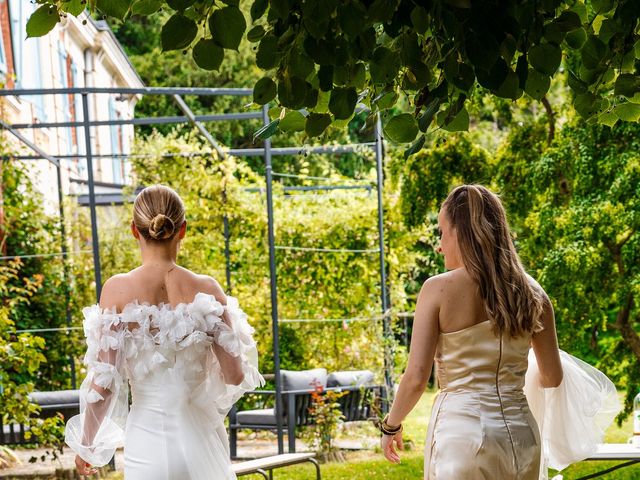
[382, 277, 440, 463]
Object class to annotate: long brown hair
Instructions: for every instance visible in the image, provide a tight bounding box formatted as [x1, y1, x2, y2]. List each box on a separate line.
[442, 185, 544, 337]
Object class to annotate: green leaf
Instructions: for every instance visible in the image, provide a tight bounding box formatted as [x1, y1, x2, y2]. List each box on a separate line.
[278, 76, 308, 109]
[192, 39, 224, 71]
[543, 22, 565, 45]
[132, 0, 162, 15]
[161, 14, 198, 51]
[210, 7, 246, 51]
[247, 26, 266, 43]
[26, 5, 59, 38]
[581, 35, 608, 69]
[597, 111, 618, 127]
[553, 10, 581, 32]
[410, 7, 429, 35]
[574, 92, 600, 119]
[529, 43, 562, 75]
[524, 69, 550, 100]
[565, 28, 587, 49]
[404, 134, 426, 159]
[613, 103, 640, 122]
[338, 2, 367, 36]
[253, 77, 277, 105]
[567, 71, 588, 94]
[495, 70, 522, 100]
[288, 51, 314, 79]
[369, 47, 401, 84]
[254, 119, 280, 141]
[597, 19, 619, 44]
[374, 91, 399, 110]
[167, 0, 196, 11]
[384, 114, 418, 143]
[452, 63, 475, 91]
[96, 0, 131, 20]
[62, 0, 86, 16]
[251, 0, 268, 20]
[418, 99, 440, 132]
[329, 87, 357, 120]
[592, 0, 614, 14]
[305, 113, 332, 137]
[438, 107, 469, 132]
[614, 74, 640, 98]
[570, 2, 588, 22]
[256, 35, 279, 69]
[279, 111, 306, 132]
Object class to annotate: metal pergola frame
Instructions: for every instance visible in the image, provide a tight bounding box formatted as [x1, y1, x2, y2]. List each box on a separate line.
[0, 86, 392, 455]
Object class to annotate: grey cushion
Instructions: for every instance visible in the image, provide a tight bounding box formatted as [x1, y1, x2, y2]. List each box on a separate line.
[281, 368, 327, 391]
[28, 389, 79, 406]
[236, 408, 285, 426]
[327, 370, 375, 387]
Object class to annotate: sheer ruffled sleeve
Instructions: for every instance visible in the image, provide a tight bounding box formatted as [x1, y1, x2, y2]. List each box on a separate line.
[65, 306, 129, 467]
[188, 293, 264, 415]
[524, 349, 621, 478]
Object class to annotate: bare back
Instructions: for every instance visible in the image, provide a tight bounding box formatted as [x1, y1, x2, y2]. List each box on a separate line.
[436, 268, 489, 334]
[100, 265, 224, 313]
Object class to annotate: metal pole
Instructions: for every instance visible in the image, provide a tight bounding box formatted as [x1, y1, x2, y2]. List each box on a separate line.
[56, 164, 77, 389]
[262, 105, 284, 454]
[374, 113, 393, 397]
[223, 214, 232, 294]
[81, 93, 102, 302]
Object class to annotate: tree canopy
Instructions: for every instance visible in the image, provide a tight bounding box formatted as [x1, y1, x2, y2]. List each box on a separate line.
[29, 1, 640, 155]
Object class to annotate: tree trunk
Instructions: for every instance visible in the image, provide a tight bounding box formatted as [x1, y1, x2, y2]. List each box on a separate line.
[616, 292, 640, 362]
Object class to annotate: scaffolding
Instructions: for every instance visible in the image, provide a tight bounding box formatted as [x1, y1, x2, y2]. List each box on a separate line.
[0, 86, 392, 455]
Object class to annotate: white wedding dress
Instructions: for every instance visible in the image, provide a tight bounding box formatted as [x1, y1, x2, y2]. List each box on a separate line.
[65, 293, 264, 479]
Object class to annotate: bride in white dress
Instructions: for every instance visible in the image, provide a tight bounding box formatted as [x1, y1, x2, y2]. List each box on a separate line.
[65, 185, 264, 479]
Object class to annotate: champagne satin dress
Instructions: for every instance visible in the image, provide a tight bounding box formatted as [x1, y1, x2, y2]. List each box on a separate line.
[424, 320, 540, 479]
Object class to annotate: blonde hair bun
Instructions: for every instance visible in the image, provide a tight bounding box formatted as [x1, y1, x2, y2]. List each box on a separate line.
[148, 214, 176, 240]
[133, 185, 185, 242]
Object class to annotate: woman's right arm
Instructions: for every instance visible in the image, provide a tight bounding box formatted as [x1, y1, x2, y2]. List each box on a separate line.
[66, 276, 129, 473]
[531, 293, 563, 388]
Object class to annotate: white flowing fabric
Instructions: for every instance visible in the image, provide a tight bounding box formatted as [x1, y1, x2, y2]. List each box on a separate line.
[65, 293, 264, 479]
[524, 349, 621, 480]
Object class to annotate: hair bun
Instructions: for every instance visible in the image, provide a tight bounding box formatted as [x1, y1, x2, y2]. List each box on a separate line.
[148, 214, 176, 240]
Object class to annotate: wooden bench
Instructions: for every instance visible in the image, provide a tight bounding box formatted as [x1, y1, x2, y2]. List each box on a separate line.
[232, 452, 320, 479]
[577, 443, 640, 479]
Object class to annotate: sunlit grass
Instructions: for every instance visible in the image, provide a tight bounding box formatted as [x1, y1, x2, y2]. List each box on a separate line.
[105, 391, 638, 479]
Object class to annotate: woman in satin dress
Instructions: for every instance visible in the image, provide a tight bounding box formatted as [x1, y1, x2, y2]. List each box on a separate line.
[66, 185, 263, 479]
[380, 184, 564, 479]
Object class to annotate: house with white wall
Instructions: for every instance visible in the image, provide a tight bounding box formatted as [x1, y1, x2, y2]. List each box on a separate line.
[0, 2, 143, 208]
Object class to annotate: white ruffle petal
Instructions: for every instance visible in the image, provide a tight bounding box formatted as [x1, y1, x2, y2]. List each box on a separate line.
[86, 389, 104, 404]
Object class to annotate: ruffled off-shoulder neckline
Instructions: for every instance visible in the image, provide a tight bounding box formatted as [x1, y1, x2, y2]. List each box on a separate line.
[91, 292, 220, 316]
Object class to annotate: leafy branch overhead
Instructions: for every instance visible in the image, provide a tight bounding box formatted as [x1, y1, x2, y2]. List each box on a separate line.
[30, 0, 640, 150]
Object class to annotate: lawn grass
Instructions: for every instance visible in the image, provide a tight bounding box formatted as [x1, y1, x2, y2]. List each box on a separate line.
[105, 390, 639, 479]
[237, 391, 639, 480]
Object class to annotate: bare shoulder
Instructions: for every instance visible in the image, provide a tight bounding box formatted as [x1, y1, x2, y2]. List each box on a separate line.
[99, 273, 134, 310]
[175, 266, 226, 304]
[422, 268, 469, 292]
[525, 273, 551, 304]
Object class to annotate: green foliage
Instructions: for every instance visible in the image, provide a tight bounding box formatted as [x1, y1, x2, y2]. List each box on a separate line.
[1, 159, 80, 392]
[399, 135, 491, 228]
[501, 120, 640, 420]
[0, 260, 65, 458]
[31, 0, 640, 156]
